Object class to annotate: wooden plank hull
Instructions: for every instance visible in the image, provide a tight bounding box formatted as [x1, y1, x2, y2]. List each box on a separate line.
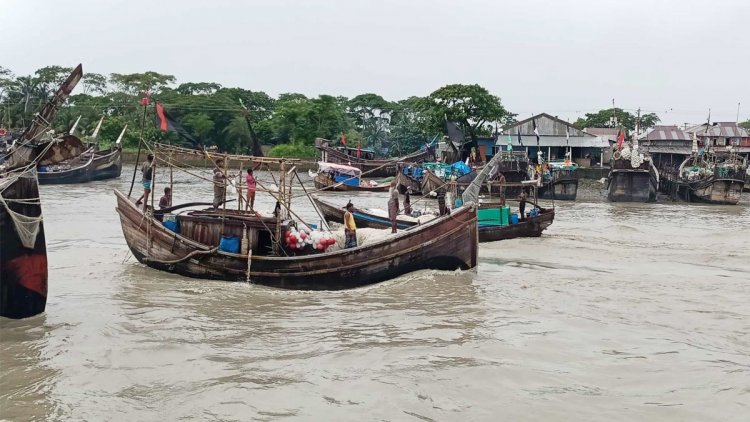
[420, 170, 445, 195]
[91, 148, 122, 181]
[478, 209, 554, 242]
[312, 173, 389, 192]
[39, 147, 121, 184]
[313, 196, 554, 243]
[607, 170, 657, 202]
[688, 179, 744, 205]
[115, 190, 478, 289]
[539, 178, 578, 201]
[396, 172, 423, 195]
[316, 143, 433, 178]
[0, 171, 48, 319]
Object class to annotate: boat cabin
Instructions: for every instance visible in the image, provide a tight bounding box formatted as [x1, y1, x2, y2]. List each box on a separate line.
[317, 161, 363, 187]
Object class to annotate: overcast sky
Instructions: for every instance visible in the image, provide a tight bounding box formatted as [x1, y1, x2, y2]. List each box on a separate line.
[2, 0, 748, 126]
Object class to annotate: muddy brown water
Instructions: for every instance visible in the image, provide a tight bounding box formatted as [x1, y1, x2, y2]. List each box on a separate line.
[1, 171, 749, 421]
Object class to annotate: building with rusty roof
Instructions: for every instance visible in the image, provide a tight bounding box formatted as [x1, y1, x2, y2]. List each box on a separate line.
[684, 122, 750, 156]
[498, 113, 609, 167]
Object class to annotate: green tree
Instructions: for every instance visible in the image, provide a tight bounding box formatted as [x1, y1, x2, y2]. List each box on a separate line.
[348, 93, 393, 152]
[573, 108, 660, 131]
[82, 72, 108, 95]
[738, 119, 750, 130]
[110, 71, 176, 95]
[426, 84, 510, 142]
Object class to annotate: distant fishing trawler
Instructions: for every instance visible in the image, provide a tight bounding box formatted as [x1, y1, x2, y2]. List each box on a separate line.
[659, 134, 747, 205]
[607, 111, 659, 203]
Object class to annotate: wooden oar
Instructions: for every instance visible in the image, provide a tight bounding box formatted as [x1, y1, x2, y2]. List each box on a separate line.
[154, 199, 236, 215]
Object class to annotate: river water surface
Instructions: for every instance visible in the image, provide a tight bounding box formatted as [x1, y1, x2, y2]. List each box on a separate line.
[1, 172, 749, 421]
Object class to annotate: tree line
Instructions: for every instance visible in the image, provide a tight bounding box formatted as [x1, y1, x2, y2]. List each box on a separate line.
[1, 64, 688, 158]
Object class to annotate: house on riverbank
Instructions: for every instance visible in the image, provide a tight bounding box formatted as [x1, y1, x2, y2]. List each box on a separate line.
[497, 113, 609, 167]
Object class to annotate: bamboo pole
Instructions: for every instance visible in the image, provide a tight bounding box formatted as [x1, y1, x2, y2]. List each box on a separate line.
[127, 103, 148, 197]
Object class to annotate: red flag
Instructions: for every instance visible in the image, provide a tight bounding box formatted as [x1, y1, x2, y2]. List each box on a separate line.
[357, 142, 361, 159]
[616, 129, 625, 148]
[155, 102, 168, 131]
[341, 133, 347, 146]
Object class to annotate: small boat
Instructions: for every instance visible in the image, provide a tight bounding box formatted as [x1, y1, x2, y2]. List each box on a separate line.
[38, 123, 124, 184]
[537, 160, 579, 201]
[310, 161, 389, 193]
[313, 196, 553, 243]
[115, 150, 478, 289]
[1, 64, 83, 319]
[315, 137, 434, 178]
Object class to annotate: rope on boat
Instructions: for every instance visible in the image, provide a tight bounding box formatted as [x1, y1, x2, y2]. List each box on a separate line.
[143, 247, 219, 265]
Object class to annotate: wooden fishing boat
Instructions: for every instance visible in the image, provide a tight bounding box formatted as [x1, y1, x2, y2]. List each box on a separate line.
[115, 190, 477, 289]
[395, 170, 423, 195]
[538, 162, 579, 201]
[38, 124, 125, 184]
[660, 149, 746, 205]
[1, 64, 83, 319]
[311, 161, 389, 193]
[420, 169, 445, 194]
[90, 145, 123, 181]
[315, 138, 434, 178]
[607, 157, 658, 202]
[115, 146, 478, 289]
[313, 196, 554, 242]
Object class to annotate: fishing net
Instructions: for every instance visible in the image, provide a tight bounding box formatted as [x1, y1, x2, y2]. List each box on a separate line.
[0, 166, 43, 249]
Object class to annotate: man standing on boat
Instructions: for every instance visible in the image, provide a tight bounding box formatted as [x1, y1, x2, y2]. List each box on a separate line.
[344, 202, 357, 248]
[388, 180, 400, 233]
[135, 154, 155, 213]
[213, 159, 227, 209]
[245, 168, 257, 212]
[518, 190, 527, 220]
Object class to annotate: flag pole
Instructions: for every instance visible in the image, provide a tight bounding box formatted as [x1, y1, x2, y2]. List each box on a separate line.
[128, 96, 149, 197]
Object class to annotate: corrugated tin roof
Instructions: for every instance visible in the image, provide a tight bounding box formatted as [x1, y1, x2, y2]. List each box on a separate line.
[640, 125, 691, 141]
[496, 135, 609, 148]
[584, 128, 619, 137]
[685, 122, 750, 138]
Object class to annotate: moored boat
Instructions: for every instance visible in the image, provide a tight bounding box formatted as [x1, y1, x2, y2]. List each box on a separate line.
[663, 148, 746, 205]
[310, 161, 389, 193]
[538, 160, 579, 201]
[1, 64, 83, 319]
[316, 137, 434, 178]
[313, 195, 553, 243]
[606, 123, 659, 202]
[38, 124, 125, 184]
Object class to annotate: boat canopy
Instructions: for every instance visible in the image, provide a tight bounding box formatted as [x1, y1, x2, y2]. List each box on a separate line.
[317, 161, 361, 177]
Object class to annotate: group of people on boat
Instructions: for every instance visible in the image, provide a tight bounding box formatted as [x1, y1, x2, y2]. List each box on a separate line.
[136, 155, 259, 213]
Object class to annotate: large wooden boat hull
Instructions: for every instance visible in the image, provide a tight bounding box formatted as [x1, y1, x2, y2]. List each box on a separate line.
[115, 190, 478, 289]
[688, 179, 744, 205]
[607, 170, 656, 202]
[0, 170, 48, 319]
[313, 196, 553, 243]
[313, 173, 389, 193]
[539, 178, 578, 201]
